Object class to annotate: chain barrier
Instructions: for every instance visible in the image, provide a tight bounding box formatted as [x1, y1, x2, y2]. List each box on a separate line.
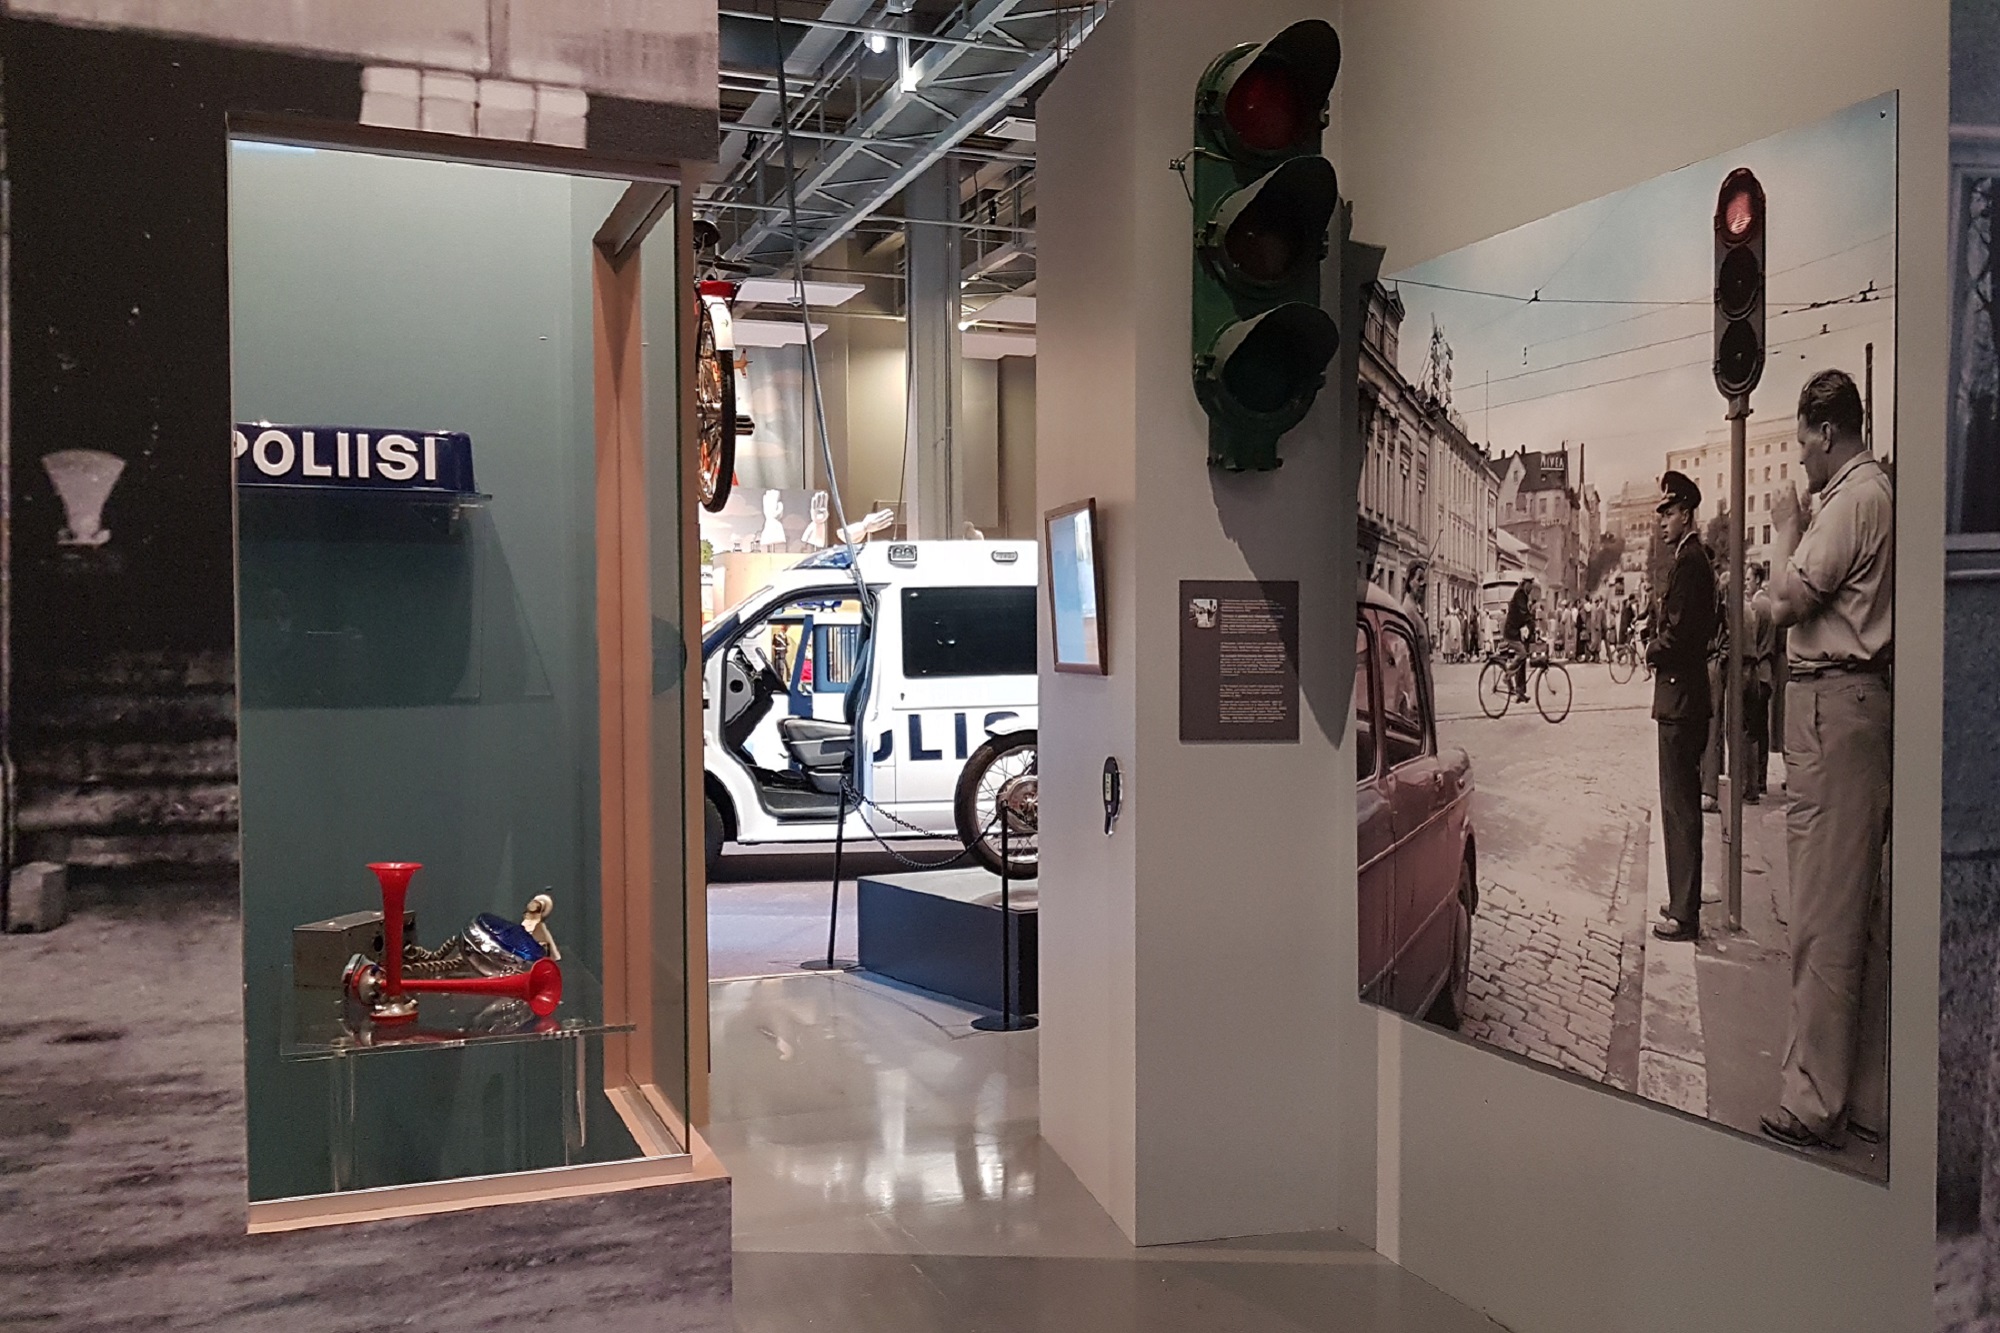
[836, 777, 1038, 874]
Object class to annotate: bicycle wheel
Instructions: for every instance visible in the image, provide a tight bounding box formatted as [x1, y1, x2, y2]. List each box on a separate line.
[1535, 662, 1573, 723]
[695, 302, 736, 514]
[1608, 647, 1635, 685]
[954, 731, 1039, 877]
[1477, 660, 1513, 718]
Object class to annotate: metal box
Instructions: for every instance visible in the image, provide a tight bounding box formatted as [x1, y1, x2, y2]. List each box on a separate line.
[292, 909, 417, 988]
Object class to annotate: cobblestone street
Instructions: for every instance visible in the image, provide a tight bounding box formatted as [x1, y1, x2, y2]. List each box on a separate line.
[1432, 660, 1654, 1084]
[1459, 879, 1625, 1078]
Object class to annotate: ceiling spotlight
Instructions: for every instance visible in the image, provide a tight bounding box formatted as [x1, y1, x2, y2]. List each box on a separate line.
[867, 31, 888, 53]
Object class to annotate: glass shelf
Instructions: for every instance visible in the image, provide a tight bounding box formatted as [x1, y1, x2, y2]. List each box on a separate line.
[276, 962, 632, 1063]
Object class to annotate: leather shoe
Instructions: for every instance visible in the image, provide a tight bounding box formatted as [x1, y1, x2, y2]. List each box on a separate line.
[1701, 795, 1721, 813]
[1652, 918, 1697, 942]
[1760, 1109, 1837, 1150]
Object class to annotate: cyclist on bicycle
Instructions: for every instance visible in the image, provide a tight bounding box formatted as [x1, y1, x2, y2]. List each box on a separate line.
[1503, 578, 1537, 701]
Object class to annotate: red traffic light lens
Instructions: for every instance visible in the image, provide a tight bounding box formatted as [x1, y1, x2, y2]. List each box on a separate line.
[1225, 62, 1305, 153]
[1722, 189, 1756, 239]
[1715, 168, 1764, 243]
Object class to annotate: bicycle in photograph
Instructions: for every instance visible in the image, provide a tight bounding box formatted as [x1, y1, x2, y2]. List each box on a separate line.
[1477, 640, 1573, 723]
[1607, 635, 1639, 684]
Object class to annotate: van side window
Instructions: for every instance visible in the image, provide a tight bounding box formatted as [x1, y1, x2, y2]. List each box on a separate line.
[901, 586, 1037, 678]
[1354, 621, 1378, 781]
[1379, 623, 1428, 768]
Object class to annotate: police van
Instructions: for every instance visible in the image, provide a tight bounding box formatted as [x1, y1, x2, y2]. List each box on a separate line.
[701, 540, 1037, 879]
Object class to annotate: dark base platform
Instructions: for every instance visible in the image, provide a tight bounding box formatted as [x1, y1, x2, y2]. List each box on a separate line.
[856, 868, 1037, 1015]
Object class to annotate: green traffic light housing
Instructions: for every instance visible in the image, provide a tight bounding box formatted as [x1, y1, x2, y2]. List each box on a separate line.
[1189, 19, 1343, 472]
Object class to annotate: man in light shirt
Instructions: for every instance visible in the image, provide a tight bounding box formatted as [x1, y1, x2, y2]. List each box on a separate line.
[1758, 369, 1894, 1152]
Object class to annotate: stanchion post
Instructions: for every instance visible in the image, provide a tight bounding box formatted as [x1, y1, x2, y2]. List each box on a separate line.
[974, 810, 1037, 1033]
[799, 782, 856, 972]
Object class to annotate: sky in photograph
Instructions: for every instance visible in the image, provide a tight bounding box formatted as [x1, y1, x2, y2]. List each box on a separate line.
[1386, 92, 1898, 510]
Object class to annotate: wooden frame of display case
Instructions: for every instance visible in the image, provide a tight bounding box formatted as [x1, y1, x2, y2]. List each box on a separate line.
[231, 116, 718, 1233]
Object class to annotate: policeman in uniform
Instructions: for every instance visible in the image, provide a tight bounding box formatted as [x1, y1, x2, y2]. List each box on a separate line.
[1649, 470, 1718, 942]
[1759, 369, 1894, 1151]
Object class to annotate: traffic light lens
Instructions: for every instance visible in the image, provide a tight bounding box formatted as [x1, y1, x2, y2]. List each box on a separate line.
[1225, 217, 1303, 283]
[1717, 320, 1760, 392]
[1224, 341, 1314, 413]
[1717, 246, 1760, 317]
[1216, 307, 1338, 416]
[1723, 191, 1756, 238]
[1224, 63, 1305, 153]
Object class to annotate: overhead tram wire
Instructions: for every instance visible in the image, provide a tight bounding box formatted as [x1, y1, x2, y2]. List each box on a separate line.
[1507, 229, 1898, 357]
[1477, 309, 1894, 413]
[1470, 282, 1893, 392]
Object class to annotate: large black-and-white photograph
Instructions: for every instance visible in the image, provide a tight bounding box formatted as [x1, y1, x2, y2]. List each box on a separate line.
[1355, 94, 1895, 1178]
[1941, 1, 2000, 1325]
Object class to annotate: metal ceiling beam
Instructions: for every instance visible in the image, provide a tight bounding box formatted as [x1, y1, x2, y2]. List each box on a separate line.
[721, 119, 1033, 163]
[714, 0, 878, 179]
[718, 9, 1031, 55]
[720, 0, 1102, 267]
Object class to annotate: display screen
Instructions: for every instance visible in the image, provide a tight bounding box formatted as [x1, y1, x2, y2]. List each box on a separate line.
[1046, 500, 1105, 674]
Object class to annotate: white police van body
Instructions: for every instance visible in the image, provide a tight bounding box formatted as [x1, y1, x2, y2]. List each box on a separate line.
[702, 540, 1037, 872]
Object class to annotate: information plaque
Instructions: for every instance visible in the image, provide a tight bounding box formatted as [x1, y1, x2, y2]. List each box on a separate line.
[1178, 579, 1299, 742]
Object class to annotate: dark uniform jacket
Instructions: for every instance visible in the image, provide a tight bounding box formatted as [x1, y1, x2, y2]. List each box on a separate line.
[1647, 530, 1718, 723]
[1503, 588, 1534, 643]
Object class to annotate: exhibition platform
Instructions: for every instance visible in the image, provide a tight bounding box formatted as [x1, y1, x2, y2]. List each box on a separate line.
[857, 867, 1038, 1015]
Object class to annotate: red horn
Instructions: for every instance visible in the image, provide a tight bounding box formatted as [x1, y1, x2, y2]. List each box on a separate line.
[365, 861, 422, 1023]
[399, 959, 564, 1017]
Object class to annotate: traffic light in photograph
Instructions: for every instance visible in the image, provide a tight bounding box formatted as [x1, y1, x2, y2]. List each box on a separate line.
[1190, 19, 1342, 472]
[1712, 167, 1766, 401]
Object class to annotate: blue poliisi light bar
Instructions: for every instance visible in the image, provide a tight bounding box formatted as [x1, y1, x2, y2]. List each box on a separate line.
[233, 423, 477, 495]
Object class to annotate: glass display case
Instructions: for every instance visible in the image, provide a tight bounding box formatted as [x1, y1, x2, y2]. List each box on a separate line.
[228, 138, 702, 1222]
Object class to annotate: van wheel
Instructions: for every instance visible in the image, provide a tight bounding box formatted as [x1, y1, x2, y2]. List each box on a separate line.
[955, 731, 1038, 878]
[704, 794, 726, 881]
[1425, 857, 1476, 1032]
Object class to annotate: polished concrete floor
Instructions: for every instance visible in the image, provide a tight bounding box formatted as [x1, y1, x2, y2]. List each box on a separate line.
[705, 965, 1504, 1333]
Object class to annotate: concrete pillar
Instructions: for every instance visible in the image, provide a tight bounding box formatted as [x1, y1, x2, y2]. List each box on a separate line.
[902, 160, 962, 538]
[1034, 0, 1367, 1245]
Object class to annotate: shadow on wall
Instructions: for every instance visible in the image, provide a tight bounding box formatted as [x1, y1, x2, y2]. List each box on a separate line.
[1208, 230, 1384, 748]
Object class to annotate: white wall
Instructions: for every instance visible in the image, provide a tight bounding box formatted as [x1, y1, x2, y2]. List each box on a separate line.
[1037, 0, 1355, 1245]
[1036, 0, 1942, 1325]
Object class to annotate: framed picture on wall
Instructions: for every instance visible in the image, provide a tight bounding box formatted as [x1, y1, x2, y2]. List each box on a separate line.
[1045, 498, 1107, 674]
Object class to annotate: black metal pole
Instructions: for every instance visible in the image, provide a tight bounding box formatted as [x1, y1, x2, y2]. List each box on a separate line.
[998, 819, 1011, 1027]
[974, 811, 1036, 1033]
[799, 783, 854, 971]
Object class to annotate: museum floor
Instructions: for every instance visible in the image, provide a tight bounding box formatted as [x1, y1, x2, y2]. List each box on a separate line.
[707, 852, 1502, 1333]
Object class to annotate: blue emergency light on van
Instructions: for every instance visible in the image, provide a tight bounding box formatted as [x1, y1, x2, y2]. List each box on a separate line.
[233, 424, 477, 495]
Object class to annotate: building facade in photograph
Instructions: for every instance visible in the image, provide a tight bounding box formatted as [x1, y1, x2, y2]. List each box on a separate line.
[1358, 281, 1501, 627]
[1605, 478, 1657, 582]
[1496, 446, 1584, 597]
[1663, 417, 1799, 573]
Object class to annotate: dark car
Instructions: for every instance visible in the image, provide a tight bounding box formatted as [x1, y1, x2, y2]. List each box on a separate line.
[1356, 584, 1477, 1028]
